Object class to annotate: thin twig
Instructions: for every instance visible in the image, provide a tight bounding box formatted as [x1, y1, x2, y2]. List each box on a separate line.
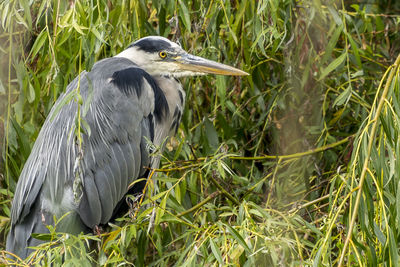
[177, 191, 221, 218]
[153, 163, 201, 172]
[208, 171, 240, 205]
[133, 169, 156, 220]
[289, 191, 335, 213]
[230, 136, 352, 161]
[155, 137, 352, 173]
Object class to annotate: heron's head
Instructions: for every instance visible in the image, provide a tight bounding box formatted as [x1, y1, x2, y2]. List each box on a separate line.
[116, 36, 248, 77]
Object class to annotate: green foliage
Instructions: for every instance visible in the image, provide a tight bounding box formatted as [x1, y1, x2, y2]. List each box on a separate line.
[1, 0, 400, 266]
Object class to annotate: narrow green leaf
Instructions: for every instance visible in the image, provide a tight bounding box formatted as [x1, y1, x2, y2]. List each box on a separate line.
[204, 118, 219, 149]
[0, 79, 5, 94]
[72, 21, 87, 35]
[175, 184, 181, 204]
[30, 28, 48, 60]
[351, 70, 364, 78]
[320, 24, 343, 65]
[373, 222, 386, 245]
[155, 195, 167, 225]
[36, 0, 48, 27]
[388, 227, 399, 267]
[142, 191, 168, 205]
[154, 177, 179, 183]
[60, 8, 73, 26]
[319, 53, 346, 80]
[14, 11, 28, 29]
[333, 85, 352, 107]
[225, 224, 250, 253]
[367, 244, 378, 267]
[31, 233, 53, 241]
[226, 100, 236, 113]
[216, 76, 226, 111]
[10, 118, 31, 158]
[396, 179, 400, 227]
[20, 0, 32, 29]
[83, 76, 94, 117]
[91, 27, 107, 44]
[178, 0, 191, 33]
[1, 2, 10, 28]
[232, 0, 247, 34]
[345, 32, 362, 68]
[27, 83, 35, 103]
[327, 5, 342, 26]
[217, 161, 225, 179]
[209, 238, 223, 265]
[80, 118, 91, 137]
[313, 246, 323, 267]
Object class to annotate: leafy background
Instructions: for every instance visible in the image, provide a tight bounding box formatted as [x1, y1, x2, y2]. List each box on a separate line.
[0, 0, 400, 266]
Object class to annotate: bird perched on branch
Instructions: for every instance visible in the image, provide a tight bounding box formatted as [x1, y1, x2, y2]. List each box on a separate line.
[6, 36, 248, 259]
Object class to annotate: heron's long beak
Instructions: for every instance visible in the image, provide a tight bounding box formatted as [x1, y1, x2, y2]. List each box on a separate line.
[176, 54, 249, 76]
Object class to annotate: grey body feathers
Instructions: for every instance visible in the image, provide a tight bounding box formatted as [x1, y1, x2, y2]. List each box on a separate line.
[6, 57, 185, 259]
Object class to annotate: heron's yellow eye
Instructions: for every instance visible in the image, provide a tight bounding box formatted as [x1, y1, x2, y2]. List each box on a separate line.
[159, 51, 167, 59]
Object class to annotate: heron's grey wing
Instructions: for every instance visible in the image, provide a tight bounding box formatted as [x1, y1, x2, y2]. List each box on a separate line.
[9, 57, 168, 236]
[9, 71, 89, 226]
[76, 58, 168, 227]
[7, 71, 90, 257]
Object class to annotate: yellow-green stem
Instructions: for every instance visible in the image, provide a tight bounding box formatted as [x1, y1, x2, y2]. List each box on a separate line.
[177, 191, 221, 218]
[338, 53, 400, 267]
[230, 135, 352, 161]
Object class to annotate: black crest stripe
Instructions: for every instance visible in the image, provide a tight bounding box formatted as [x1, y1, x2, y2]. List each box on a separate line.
[130, 38, 172, 53]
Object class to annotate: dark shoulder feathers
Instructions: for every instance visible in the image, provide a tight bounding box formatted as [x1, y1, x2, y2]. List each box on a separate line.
[110, 66, 169, 122]
[88, 57, 169, 122]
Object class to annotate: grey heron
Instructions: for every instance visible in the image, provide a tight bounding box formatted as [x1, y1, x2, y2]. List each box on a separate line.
[6, 36, 248, 259]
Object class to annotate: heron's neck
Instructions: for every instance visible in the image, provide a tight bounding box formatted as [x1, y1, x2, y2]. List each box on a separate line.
[154, 75, 185, 119]
[149, 75, 185, 149]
